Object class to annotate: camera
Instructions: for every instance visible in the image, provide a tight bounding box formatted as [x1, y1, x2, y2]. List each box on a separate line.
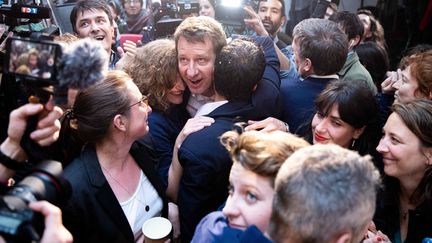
[0, 160, 70, 243]
[215, 0, 261, 26]
[149, 0, 200, 39]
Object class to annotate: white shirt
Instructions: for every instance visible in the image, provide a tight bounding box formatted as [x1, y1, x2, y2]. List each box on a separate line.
[120, 171, 163, 241]
[187, 94, 215, 117]
[194, 100, 228, 117]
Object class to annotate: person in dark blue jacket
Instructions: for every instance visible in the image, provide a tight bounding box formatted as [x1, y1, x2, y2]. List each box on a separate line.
[245, 18, 348, 136]
[173, 36, 278, 242]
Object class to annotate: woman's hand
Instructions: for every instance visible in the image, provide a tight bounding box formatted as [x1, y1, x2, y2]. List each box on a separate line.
[168, 202, 181, 242]
[175, 116, 215, 148]
[245, 117, 288, 132]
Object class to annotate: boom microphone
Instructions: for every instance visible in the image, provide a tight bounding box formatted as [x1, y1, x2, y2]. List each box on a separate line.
[57, 38, 109, 89]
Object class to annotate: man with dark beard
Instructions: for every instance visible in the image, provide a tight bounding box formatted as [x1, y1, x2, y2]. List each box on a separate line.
[257, 0, 290, 49]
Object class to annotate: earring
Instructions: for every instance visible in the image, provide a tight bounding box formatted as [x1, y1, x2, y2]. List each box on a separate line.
[351, 139, 356, 149]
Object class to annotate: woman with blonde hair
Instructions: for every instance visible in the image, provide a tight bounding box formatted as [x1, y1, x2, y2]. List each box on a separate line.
[192, 130, 309, 242]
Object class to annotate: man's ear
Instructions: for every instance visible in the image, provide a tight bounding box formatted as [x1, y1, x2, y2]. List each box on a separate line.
[303, 58, 312, 72]
[280, 16, 287, 29]
[113, 114, 127, 132]
[349, 35, 361, 50]
[334, 232, 352, 243]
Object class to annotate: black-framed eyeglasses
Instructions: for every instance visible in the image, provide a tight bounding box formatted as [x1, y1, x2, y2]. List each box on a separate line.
[129, 95, 149, 111]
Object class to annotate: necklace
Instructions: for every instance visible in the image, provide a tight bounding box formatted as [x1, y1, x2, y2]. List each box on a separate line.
[101, 164, 150, 212]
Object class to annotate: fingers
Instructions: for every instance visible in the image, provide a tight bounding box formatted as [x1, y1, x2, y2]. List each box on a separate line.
[368, 221, 377, 233]
[10, 103, 44, 122]
[37, 105, 63, 129]
[184, 116, 215, 131]
[29, 201, 73, 243]
[30, 119, 61, 147]
[29, 106, 62, 147]
[8, 103, 44, 142]
[244, 120, 264, 131]
[29, 201, 62, 224]
[243, 6, 256, 17]
[116, 46, 125, 58]
[123, 40, 137, 57]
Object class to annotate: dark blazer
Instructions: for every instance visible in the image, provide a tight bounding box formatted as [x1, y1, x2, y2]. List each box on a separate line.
[139, 105, 190, 190]
[62, 143, 168, 243]
[250, 35, 282, 119]
[280, 76, 336, 135]
[177, 101, 259, 242]
[374, 177, 432, 243]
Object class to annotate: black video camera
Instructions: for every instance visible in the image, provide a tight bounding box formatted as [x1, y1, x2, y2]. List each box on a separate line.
[215, 0, 261, 26]
[1, 36, 64, 163]
[0, 160, 70, 243]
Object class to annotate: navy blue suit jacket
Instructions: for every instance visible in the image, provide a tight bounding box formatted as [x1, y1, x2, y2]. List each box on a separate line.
[62, 144, 168, 243]
[177, 101, 260, 242]
[280, 76, 335, 135]
[140, 105, 190, 190]
[250, 35, 282, 119]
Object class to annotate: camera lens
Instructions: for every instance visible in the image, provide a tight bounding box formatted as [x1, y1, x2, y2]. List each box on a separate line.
[4, 160, 70, 210]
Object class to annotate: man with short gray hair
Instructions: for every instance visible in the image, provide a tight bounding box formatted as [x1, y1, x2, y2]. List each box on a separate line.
[281, 18, 348, 135]
[269, 144, 381, 243]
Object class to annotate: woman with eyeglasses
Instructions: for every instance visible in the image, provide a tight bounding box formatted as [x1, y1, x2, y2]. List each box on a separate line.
[373, 99, 432, 242]
[59, 70, 168, 243]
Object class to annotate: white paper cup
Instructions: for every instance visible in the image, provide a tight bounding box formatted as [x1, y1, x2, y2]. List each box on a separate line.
[142, 217, 172, 243]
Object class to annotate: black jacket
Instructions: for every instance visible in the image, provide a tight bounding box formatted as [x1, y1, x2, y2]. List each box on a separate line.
[374, 177, 432, 242]
[62, 143, 168, 243]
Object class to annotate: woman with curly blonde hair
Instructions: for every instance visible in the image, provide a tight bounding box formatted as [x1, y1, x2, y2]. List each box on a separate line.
[124, 39, 184, 112]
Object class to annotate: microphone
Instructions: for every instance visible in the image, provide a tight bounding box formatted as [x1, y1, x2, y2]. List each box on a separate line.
[57, 38, 109, 89]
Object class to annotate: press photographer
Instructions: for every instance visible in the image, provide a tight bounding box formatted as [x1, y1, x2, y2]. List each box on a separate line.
[0, 101, 72, 243]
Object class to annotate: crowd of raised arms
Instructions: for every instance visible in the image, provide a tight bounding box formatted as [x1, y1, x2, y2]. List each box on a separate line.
[0, 0, 431, 242]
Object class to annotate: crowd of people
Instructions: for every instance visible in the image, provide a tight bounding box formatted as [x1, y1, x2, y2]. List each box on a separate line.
[0, 0, 431, 242]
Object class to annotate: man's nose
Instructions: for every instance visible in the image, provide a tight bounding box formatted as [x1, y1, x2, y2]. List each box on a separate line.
[186, 62, 198, 77]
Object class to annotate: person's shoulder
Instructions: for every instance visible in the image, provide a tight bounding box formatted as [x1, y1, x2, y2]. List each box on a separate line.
[192, 212, 242, 243]
[241, 225, 272, 243]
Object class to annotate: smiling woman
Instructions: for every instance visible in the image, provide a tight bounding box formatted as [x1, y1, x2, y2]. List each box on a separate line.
[58, 70, 168, 243]
[123, 39, 190, 192]
[374, 99, 432, 242]
[308, 79, 382, 162]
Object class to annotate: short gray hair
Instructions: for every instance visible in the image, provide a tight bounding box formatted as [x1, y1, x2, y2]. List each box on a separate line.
[269, 144, 381, 243]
